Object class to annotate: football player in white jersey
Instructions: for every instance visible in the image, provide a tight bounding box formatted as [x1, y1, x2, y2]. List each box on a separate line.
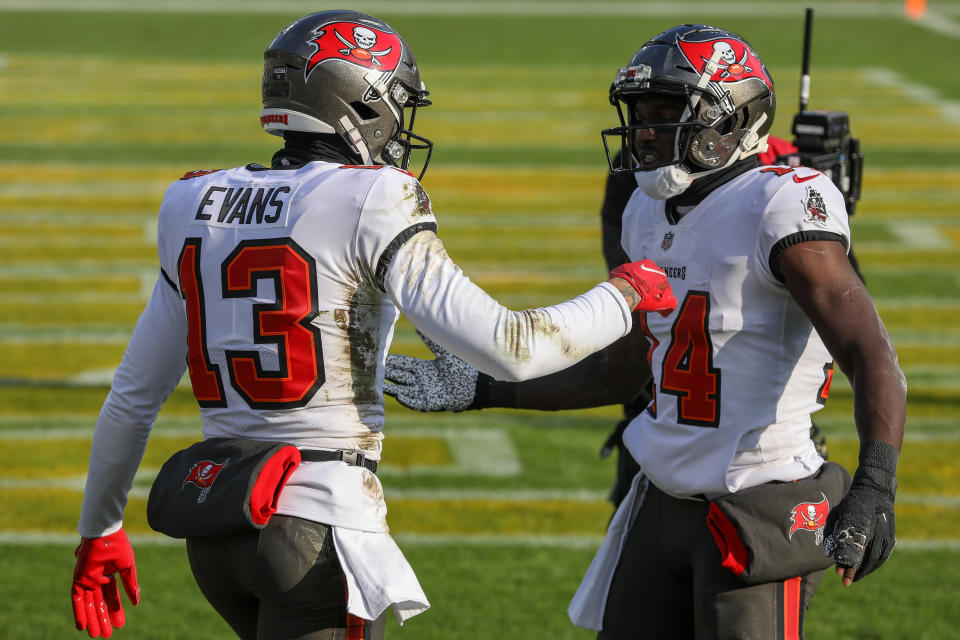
[384, 24, 905, 639]
[68, 10, 678, 640]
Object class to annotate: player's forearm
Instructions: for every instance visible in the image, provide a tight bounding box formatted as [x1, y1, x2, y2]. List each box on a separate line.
[78, 279, 189, 536]
[846, 344, 907, 451]
[473, 326, 651, 411]
[386, 232, 633, 382]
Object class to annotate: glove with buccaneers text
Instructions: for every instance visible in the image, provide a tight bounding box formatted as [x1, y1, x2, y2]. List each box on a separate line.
[610, 260, 677, 316]
[824, 441, 898, 583]
[71, 528, 140, 638]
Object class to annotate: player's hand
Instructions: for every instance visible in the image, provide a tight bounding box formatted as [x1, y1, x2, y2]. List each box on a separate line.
[609, 260, 677, 316]
[71, 528, 140, 637]
[824, 441, 898, 585]
[384, 331, 479, 412]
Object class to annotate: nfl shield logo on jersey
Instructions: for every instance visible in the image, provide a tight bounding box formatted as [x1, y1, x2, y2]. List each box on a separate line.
[661, 231, 674, 250]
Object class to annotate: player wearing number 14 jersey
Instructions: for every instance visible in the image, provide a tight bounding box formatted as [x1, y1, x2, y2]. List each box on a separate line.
[381, 24, 905, 640]
[70, 10, 677, 640]
[618, 161, 844, 498]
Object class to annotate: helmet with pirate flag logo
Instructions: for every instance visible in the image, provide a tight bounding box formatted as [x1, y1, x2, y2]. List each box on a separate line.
[602, 24, 775, 177]
[261, 10, 433, 177]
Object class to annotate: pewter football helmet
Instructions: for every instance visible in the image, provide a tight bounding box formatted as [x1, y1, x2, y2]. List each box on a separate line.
[261, 10, 433, 177]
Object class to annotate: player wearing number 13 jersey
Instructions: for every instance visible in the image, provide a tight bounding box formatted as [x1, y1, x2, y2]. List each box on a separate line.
[71, 10, 677, 640]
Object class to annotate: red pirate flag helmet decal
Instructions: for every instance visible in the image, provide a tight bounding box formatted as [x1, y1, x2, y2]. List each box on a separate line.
[677, 36, 772, 90]
[788, 492, 830, 545]
[305, 21, 403, 79]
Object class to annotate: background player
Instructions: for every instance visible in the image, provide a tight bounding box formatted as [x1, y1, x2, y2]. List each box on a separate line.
[68, 10, 676, 639]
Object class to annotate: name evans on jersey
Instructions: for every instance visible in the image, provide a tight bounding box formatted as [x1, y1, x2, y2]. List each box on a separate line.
[194, 184, 296, 227]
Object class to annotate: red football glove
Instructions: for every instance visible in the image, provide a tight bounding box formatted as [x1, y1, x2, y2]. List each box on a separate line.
[610, 260, 677, 316]
[71, 528, 140, 638]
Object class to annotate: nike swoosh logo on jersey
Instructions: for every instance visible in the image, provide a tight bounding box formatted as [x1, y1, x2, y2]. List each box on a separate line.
[640, 264, 666, 276]
[793, 173, 819, 183]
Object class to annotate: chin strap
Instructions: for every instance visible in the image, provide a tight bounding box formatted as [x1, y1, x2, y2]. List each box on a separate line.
[688, 114, 769, 183]
[338, 115, 373, 165]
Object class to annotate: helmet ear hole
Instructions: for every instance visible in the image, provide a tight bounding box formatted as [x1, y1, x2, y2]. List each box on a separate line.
[718, 116, 735, 136]
[350, 101, 380, 121]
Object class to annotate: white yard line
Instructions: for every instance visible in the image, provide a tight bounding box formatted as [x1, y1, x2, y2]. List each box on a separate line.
[0, 293, 943, 310]
[915, 10, 960, 39]
[4, 0, 959, 39]
[864, 67, 960, 126]
[1, 529, 958, 550]
[0, 1, 927, 18]
[883, 222, 954, 250]
[0, 426, 522, 477]
[3, 474, 957, 509]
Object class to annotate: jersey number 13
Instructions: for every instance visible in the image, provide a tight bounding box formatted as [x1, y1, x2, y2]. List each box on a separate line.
[177, 237, 325, 410]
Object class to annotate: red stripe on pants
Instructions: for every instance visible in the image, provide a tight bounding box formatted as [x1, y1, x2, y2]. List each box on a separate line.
[782, 576, 802, 640]
[346, 613, 366, 640]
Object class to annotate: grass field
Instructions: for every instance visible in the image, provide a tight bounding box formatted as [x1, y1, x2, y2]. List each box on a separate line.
[1, 1, 959, 638]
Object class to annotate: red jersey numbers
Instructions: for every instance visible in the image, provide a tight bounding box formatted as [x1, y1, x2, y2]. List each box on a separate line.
[222, 240, 324, 408]
[660, 291, 721, 427]
[177, 237, 325, 410]
[178, 239, 227, 407]
[817, 362, 835, 406]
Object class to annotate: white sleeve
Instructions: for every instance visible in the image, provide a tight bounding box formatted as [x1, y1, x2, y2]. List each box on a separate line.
[756, 169, 851, 286]
[384, 230, 632, 382]
[77, 274, 189, 537]
[353, 167, 438, 290]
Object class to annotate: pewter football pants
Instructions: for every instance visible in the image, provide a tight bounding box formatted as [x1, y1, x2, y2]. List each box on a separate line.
[186, 515, 385, 640]
[599, 482, 823, 640]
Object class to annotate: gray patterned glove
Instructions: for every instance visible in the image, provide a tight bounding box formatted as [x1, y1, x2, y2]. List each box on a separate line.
[384, 331, 479, 412]
[824, 440, 898, 582]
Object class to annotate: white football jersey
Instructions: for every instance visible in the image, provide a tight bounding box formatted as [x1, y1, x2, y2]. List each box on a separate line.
[153, 162, 435, 452]
[79, 160, 632, 537]
[621, 165, 850, 498]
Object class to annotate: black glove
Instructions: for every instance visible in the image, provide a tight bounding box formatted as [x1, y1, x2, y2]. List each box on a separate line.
[824, 440, 898, 582]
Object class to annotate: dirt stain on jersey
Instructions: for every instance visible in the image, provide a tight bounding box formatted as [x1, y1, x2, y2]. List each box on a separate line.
[337, 283, 381, 406]
[495, 307, 590, 364]
[389, 232, 449, 298]
[402, 180, 433, 218]
[357, 431, 382, 452]
[361, 468, 384, 503]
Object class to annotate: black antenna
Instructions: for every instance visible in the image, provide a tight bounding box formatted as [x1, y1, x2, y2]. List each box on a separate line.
[799, 7, 813, 112]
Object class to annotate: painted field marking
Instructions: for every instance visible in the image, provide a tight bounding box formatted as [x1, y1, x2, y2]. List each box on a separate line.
[864, 68, 960, 126]
[884, 222, 953, 250]
[0, 414, 956, 442]
[0, 425, 521, 477]
[0, 0, 951, 20]
[1, 530, 957, 551]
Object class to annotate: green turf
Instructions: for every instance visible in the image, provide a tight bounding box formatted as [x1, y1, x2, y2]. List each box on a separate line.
[3, 542, 958, 640]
